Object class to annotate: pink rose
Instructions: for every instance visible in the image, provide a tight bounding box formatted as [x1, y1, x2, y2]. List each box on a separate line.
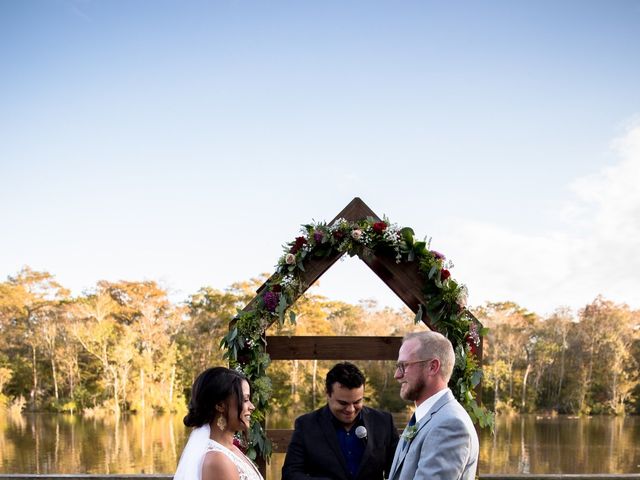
[351, 229, 363, 241]
[285, 253, 296, 265]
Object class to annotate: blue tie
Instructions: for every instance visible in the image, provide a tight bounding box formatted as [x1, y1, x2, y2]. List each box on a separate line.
[408, 413, 416, 427]
[402, 413, 416, 448]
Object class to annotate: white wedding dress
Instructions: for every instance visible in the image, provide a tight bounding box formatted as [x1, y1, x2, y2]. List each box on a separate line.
[174, 424, 263, 480]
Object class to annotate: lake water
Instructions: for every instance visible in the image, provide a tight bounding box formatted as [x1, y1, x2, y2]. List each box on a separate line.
[1, 411, 639, 476]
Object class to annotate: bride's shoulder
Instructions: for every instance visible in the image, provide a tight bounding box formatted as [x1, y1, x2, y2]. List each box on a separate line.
[201, 449, 239, 480]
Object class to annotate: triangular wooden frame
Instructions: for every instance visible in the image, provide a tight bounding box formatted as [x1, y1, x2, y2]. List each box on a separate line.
[239, 197, 435, 328]
[231, 197, 484, 473]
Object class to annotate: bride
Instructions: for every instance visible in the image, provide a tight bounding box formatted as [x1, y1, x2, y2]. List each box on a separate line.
[174, 367, 263, 480]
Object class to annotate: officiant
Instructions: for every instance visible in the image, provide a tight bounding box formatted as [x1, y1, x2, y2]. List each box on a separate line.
[282, 361, 399, 480]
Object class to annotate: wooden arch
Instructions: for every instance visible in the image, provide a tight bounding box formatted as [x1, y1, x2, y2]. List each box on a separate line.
[231, 197, 483, 474]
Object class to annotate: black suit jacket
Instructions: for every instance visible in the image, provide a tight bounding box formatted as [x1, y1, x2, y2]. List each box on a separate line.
[281, 405, 399, 480]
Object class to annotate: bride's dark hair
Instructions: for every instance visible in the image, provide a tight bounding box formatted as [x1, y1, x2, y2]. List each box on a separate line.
[183, 367, 248, 428]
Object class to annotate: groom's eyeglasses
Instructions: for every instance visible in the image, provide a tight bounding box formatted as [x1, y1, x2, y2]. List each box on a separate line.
[395, 359, 434, 375]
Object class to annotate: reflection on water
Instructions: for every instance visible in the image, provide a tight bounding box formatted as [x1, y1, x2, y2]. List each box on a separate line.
[481, 414, 640, 474]
[0, 411, 187, 474]
[1, 412, 639, 475]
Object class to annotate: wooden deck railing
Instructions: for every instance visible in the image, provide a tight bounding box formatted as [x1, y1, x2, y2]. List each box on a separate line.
[1, 475, 640, 480]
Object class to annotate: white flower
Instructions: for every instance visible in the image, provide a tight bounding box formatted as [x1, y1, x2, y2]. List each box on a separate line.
[285, 253, 296, 265]
[402, 425, 418, 442]
[351, 229, 363, 241]
[331, 218, 348, 230]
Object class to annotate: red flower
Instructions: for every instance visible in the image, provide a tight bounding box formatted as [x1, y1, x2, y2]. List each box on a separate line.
[290, 236, 307, 254]
[270, 284, 282, 293]
[233, 436, 247, 453]
[440, 269, 451, 281]
[466, 335, 479, 356]
[333, 230, 345, 240]
[372, 221, 387, 234]
[466, 322, 480, 356]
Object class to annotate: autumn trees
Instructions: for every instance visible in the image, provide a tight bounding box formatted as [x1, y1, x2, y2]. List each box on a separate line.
[1, 267, 639, 416]
[475, 297, 640, 415]
[0, 269, 418, 416]
[1, 268, 215, 414]
[0, 267, 69, 410]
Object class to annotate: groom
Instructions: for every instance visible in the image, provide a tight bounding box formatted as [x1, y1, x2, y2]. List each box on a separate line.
[388, 331, 479, 480]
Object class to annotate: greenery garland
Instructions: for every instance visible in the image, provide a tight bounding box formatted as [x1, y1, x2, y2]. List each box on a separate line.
[222, 216, 494, 461]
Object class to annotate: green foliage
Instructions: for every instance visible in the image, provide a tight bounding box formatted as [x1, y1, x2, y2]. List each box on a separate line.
[3, 260, 638, 465]
[221, 215, 493, 461]
[475, 299, 640, 416]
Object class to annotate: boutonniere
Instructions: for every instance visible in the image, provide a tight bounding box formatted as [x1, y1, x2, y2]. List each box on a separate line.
[402, 424, 418, 442]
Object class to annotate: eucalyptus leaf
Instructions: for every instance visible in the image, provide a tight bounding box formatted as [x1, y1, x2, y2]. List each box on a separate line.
[227, 328, 238, 342]
[428, 265, 437, 279]
[276, 295, 287, 325]
[414, 304, 423, 324]
[471, 370, 483, 388]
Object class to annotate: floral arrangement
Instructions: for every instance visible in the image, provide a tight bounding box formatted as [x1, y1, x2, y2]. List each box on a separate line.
[402, 424, 419, 443]
[221, 215, 493, 461]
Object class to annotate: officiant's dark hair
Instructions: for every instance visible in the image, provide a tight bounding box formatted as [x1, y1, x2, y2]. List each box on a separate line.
[325, 362, 365, 394]
[184, 367, 248, 427]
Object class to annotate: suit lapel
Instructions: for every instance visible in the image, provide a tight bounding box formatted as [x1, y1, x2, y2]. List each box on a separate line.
[417, 390, 452, 427]
[391, 421, 417, 477]
[389, 415, 417, 479]
[319, 406, 350, 478]
[355, 408, 373, 479]
[389, 391, 456, 479]
[388, 427, 404, 479]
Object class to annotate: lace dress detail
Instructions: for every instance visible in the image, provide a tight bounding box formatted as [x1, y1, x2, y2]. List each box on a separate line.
[205, 440, 263, 480]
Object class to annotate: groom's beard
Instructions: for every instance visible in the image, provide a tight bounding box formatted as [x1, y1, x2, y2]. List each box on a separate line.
[400, 376, 426, 402]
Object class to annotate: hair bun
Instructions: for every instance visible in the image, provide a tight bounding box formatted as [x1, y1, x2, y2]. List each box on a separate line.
[183, 407, 203, 427]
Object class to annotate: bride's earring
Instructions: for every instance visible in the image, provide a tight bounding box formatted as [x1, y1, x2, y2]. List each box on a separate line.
[216, 415, 227, 431]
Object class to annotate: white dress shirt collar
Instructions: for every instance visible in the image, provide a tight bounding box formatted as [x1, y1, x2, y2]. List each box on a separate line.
[414, 388, 450, 423]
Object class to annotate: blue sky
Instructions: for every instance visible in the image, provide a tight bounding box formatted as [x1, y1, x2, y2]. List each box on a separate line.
[1, 1, 639, 316]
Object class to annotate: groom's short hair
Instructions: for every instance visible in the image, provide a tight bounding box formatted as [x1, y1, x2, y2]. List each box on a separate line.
[403, 331, 455, 383]
[325, 361, 366, 394]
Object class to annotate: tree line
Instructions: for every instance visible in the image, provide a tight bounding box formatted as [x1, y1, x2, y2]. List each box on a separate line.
[0, 267, 638, 417]
[476, 299, 640, 415]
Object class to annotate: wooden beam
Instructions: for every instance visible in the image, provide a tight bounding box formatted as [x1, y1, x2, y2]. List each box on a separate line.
[358, 253, 432, 327]
[328, 197, 381, 223]
[268, 429, 293, 453]
[266, 336, 402, 360]
[268, 428, 405, 453]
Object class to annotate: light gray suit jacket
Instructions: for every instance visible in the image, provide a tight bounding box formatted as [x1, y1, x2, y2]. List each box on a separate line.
[387, 389, 479, 480]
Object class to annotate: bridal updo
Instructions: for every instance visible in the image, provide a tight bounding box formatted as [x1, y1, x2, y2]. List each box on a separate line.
[183, 367, 248, 428]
